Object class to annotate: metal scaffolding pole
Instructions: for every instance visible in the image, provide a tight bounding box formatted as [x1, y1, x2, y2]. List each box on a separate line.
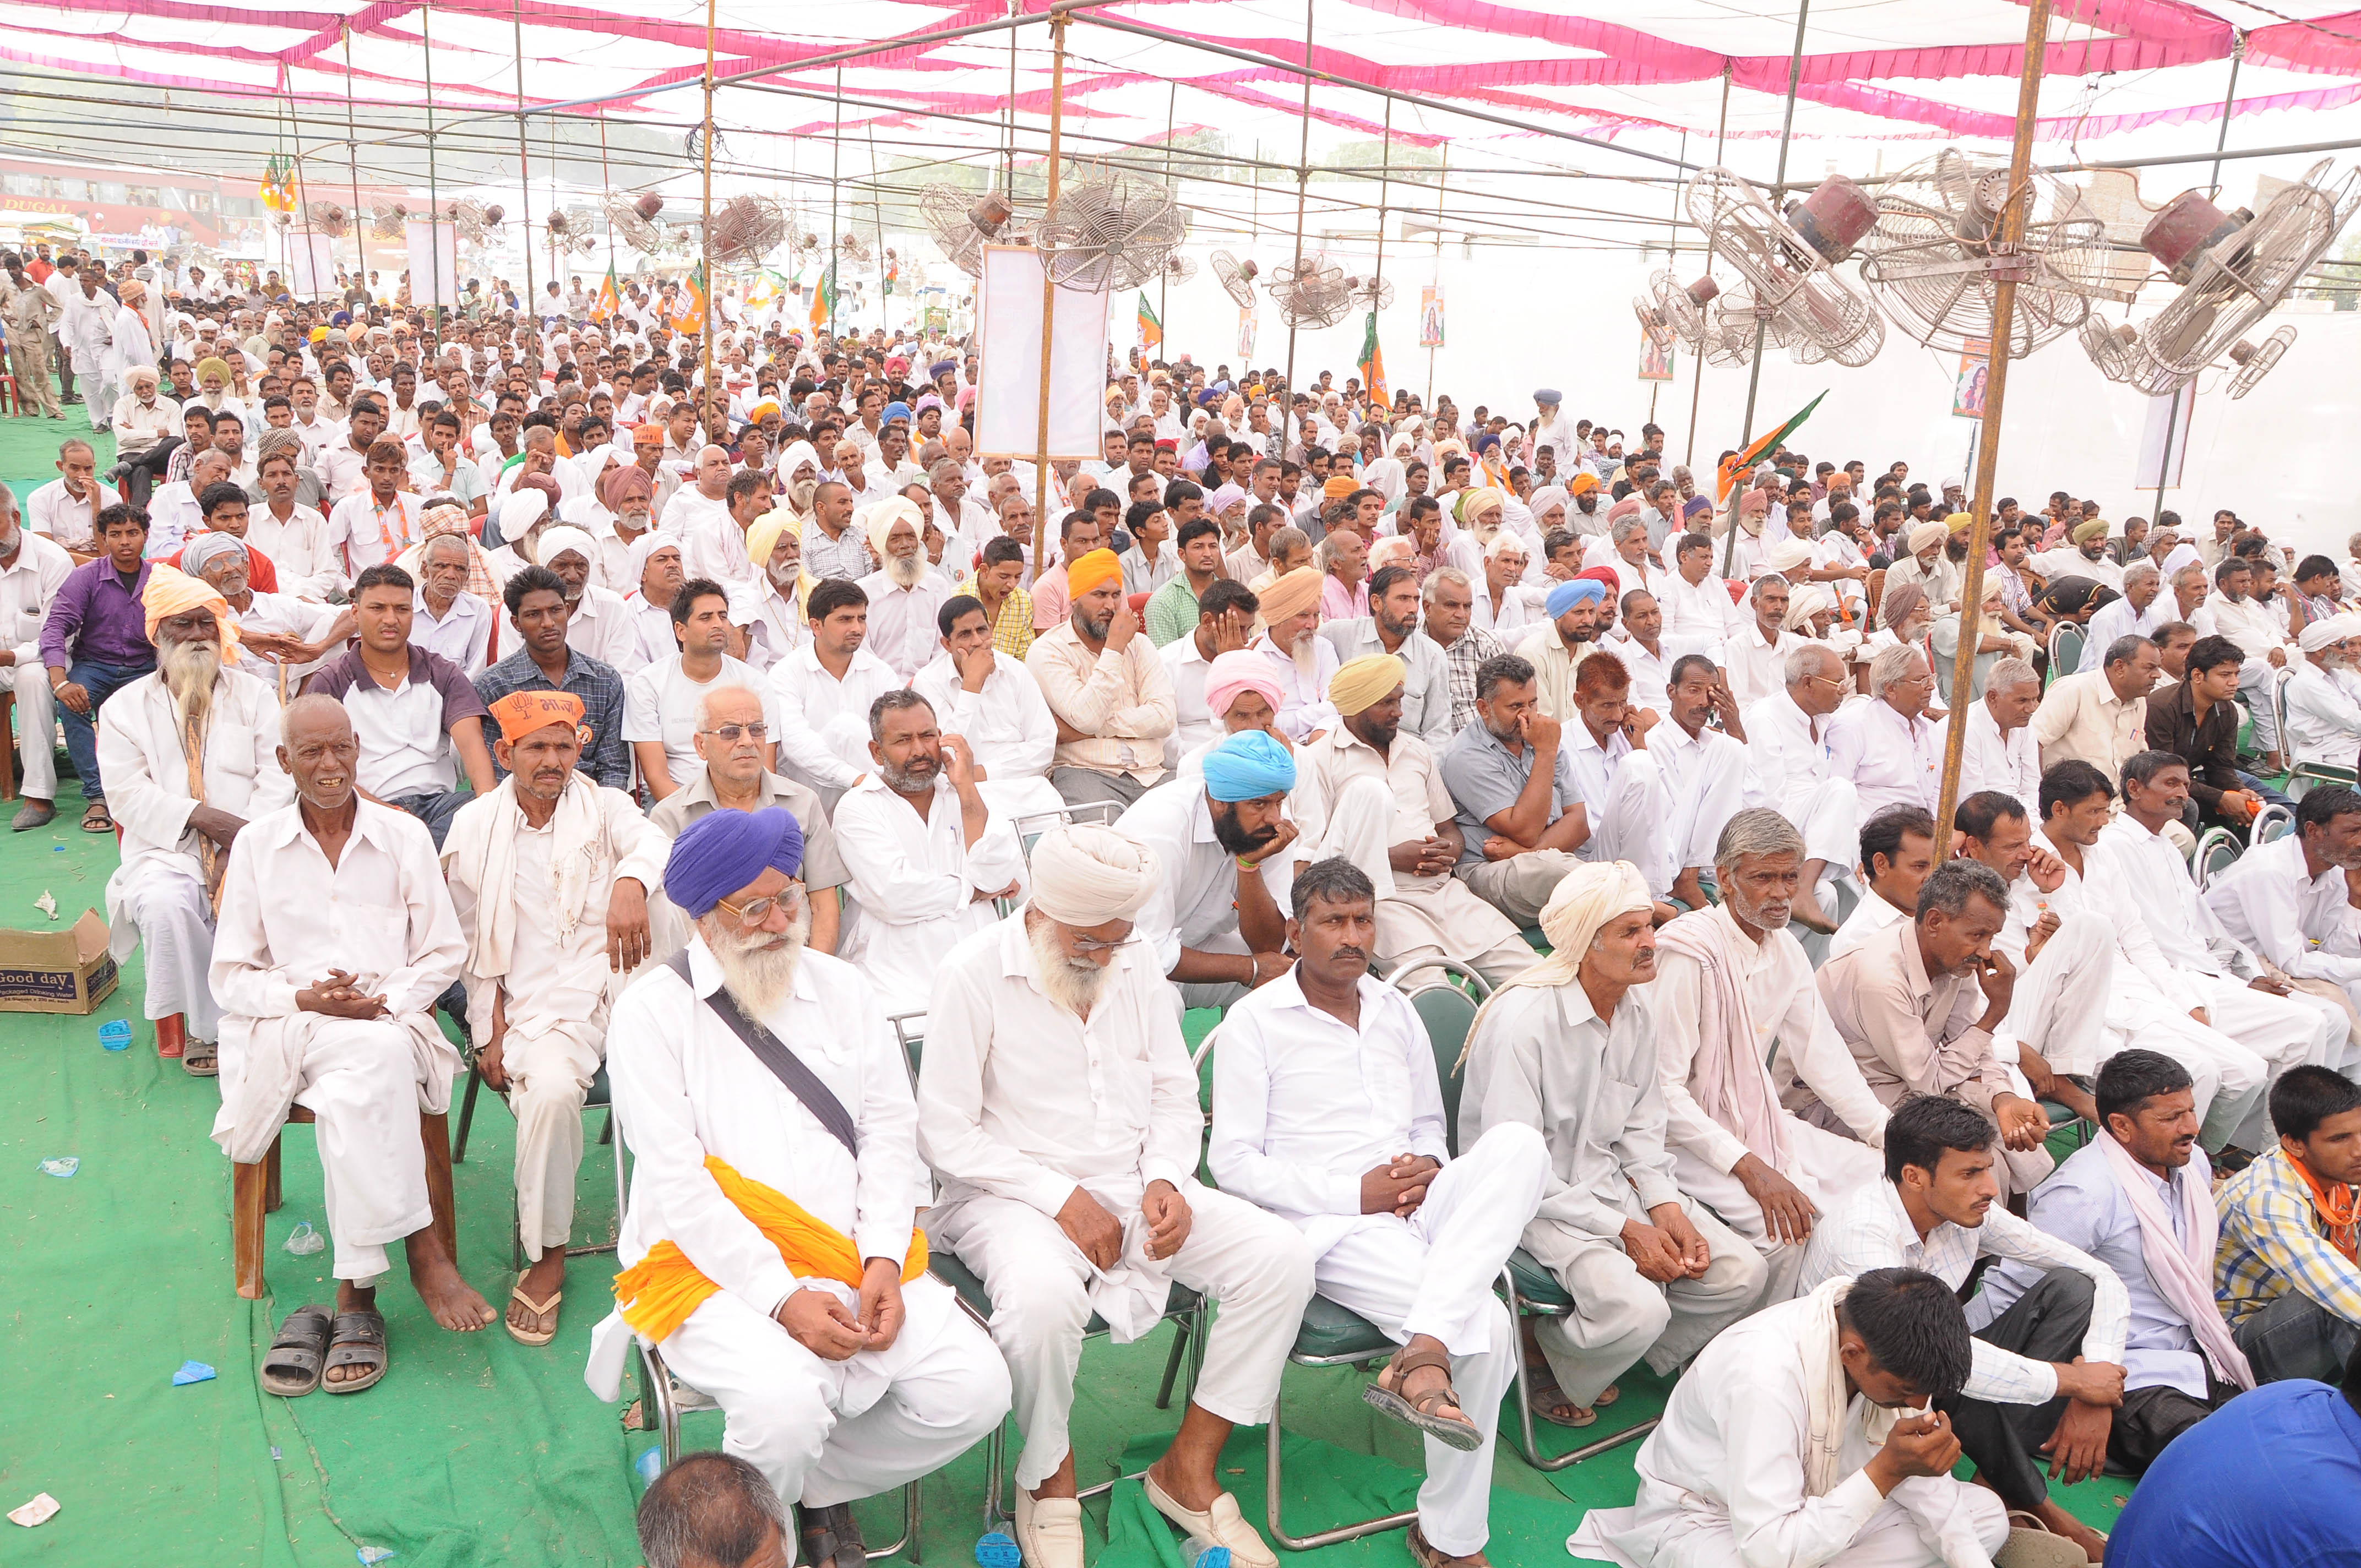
[1738, 1, 1811, 450]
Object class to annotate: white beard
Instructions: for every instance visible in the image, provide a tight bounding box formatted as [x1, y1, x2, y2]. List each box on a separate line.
[1290, 630, 1320, 682]
[1027, 917, 1112, 1018]
[703, 901, 812, 1017]
[885, 553, 926, 590]
[159, 638, 222, 736]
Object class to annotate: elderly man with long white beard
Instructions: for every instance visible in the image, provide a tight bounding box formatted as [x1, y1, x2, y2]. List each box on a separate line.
[1461, 863, 1767, 1432]
[1211, 857, 1553, 1568]
[834, 690, 1025, 1019]
[1567, 1267, 2012, 1568]
[442, 689, 668, 1347]
[918, 826, 1314, 1568]
[212, 695, 496, 1394]
[586, 808, 1010, 1564]
[1247, 566, 1337, 742]
[732, 508, 808, 675]
[853, 497, 949, 683]
[97, 567, 293, 1076]
[1649, 810, 1890, 1303]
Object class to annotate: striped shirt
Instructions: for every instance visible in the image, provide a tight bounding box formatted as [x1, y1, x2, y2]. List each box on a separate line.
[2216, 1145, 2361, 1331]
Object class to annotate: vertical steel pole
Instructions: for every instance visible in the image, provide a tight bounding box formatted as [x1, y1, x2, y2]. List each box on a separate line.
[1737, 0, 1811, 450]
[1030, 13, 1071, 579]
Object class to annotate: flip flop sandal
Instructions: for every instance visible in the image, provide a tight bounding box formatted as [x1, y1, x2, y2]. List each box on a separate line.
[797, 1501, 867, 1568]
[1527, 1376, 1601, 1429]
[1406, 1522, 1466, 1568]
[321, 1308, 388, 1395]
[79, 802, 112, 834]
[181, 1038, 219, 1077]
[505, 1284, 562, 1346]
[1363, 1343, 1484, 1452]
[260, 1303, 334, 1397]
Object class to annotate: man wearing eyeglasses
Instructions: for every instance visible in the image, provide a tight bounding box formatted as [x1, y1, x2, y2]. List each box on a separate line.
[1737, 641, 1860, 934]
[442, 688, 667, 1348]
[1826, 645, 1944, 820]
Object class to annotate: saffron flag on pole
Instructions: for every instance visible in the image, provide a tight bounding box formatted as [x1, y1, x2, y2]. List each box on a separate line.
[670, 263, 708, 333]
[809, 261, 837, 334]
[590, 264, 621, 323]
[1714, 389, 1827, 500]
[1357, 311, 1386, 406]
[1136, 291, 1163, 351]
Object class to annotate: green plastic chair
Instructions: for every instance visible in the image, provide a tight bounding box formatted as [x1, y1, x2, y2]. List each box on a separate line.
[452, 1052, 621, 1272]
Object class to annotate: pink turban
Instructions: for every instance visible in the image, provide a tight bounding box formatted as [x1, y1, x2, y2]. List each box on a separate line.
[1202, 648, 1284, 721]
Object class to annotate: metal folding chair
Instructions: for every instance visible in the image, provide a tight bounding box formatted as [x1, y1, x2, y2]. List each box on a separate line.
[451, 1051, 622, 1271]
[2193, 825, 2243, 890]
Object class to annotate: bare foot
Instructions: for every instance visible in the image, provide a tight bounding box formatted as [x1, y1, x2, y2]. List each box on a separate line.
[406, 1231, 497, 1330]
[1789, 892, 1838, 934]
[508, 1250, 566, 1338]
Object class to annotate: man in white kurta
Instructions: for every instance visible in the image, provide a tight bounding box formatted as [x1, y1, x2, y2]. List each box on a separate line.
[1647, 652, 1750, 911]
[442, 690, 669, 1344]
[1742, 642, 1860, 932]
[1210, 856, 1551, 1566]
[1650, 810, 1890, 1301]
[911, 595, 1065, 824]
[0, 490, 79, 825]
[1568, 1273, 2011, 1568]
[769, 580, 904, 803]
[917, 827, 1312, 1568]
[1956, 659, 2042, 807]
[209, 695, 495, 1353]
[833, 691, 1026, 1019]
[1827, 648, 1942, 819]
[852, 497, 950, 683]
[585, 807, 1010, 1533]
[97, 571, 293, 1064]
[1120, 731, 1297, 1013]
[1558, 647, 1673, 896]
[2282, 618, 2361, 774]
[1460, 864, 1766, 1427]
[2204, 788, 2361, 1033]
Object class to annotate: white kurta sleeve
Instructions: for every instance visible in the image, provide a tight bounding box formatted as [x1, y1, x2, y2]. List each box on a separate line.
[208, 835, 302, 1020]
[848, 978, 921, 1264]
[915, 955, 1083, 1217]
[1722, 1391, 1890, 1568]
[383, 826, 467, 1019]
[95, 696, 198, 854]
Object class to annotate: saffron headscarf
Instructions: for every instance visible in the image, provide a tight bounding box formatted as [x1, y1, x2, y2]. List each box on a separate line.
[141, 565, 241, 662]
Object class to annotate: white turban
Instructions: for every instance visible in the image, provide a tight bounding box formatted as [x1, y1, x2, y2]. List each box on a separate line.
[1766, 539, 1815, 574]
[1465, 860, 1653, 1064]
[499, 485, 550, 541]
[535, 525, 597, 569]
[862, 496, 925, 559]
[2298, 612, 2359, 652]
[1029, 824, 1158, 926]
[779, 440, 822, 484]
[1784, 583, 1835, 630]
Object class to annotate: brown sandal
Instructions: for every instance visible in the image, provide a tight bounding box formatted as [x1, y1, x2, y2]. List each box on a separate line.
[1364, 1343, 1484, 1451]
[80, 800, 112, 834]
[181, 1037, 218, 1077]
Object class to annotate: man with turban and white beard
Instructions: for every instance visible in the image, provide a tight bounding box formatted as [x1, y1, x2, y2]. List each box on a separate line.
[732, 507, 808, 675]
[917, 825, 1313, 1568]
[1293, 653, 1539, 986]
[97, 566, 294, 1076]
[1460, 862, 1768, 1432]
[581, 462, 656, 597]
[587, 808, 1010, 1563]
[513, 521, 643, 677]
[1249, 566, 1338, 742]
[1211, 857, 1555, 1568]
[833, 689, 1026, 1020]
[442, 689, 667, 1347]
[854, 497, 950, 683]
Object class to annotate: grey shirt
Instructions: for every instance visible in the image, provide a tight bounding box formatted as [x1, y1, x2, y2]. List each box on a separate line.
[1459, 981, 1684, 1268]
[1437, 716, 1579, 871]
[1318, 615, 1456, 752]
[647, 767, 850, 894]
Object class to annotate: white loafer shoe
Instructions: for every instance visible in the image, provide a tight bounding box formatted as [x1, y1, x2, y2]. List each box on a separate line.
[1014, 1489, 1087, 1568]
[1142, 1476, 1277, 1568]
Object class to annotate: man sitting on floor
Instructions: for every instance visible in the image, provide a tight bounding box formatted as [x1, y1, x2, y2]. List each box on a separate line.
[2216, 1065, 2361, 1385]
[1120, 729, 1296, 1012]
[1568, 1266, 2010, 1568]
[917, 826, 1312, 1568]
[1026, 548, 1176, 809]
[588, 808, 1009, 1564]
[442, 690, 667, 1348]
[1651, 809, 1890, 1302]
[213, 696, 495, 1396]
[1461, 863, 1766, 1431]
[1211, 857, 1553, 1568]
[1800, 1096, 2129, 1562]
[1292, 654, 1539, 986]
[635, 1451, 791, 1568]
[1976, 1051, 2251, 1477]
[97, 566, 291, 1077]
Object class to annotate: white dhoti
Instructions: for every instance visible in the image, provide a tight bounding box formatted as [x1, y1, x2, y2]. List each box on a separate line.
[1529, 1189, 1765, 1408]
[1998, 911, 2112, 1080]
[2114, 1006, 2267, 1153]
[504, 1024, 605, 1263]
[1777, 774, 1858, 872]
[1668, 1123, 1882, 1304]
[2239, 658, 2281, 753]
[281, 1017, 439, 1283]
[926, 1182, 1313, 1491]
[113, 860, 219, 1037]
[1577, 1476, 2009, 1568]
[1315, 774, 1538, 985]
[1581, 751, 1672, 898]
[12, 661, 54, 800]
[1660, 739, 1746, 894]
[654, 1276, 1011, 1509]
[1302, 1124, 1549, 1556]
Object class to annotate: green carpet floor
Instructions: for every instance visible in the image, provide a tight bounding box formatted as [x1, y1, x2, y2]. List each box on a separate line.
[1, 403, 111, 506]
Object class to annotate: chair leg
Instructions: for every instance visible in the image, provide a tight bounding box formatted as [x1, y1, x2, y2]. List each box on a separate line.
[452, 1064, 483, 1163]
[155, 1011, 186, 1060]
[1263, 1380, 1417, 1550]
[263, 1135, 283, 1213]
[420, 1110, 458, 1265]
[233, 1139, 274, 1299]
[864, 1479, 919, 1560]
[1500, 1267, 1663, 1472]
[1154, 1314, 1192, 1411]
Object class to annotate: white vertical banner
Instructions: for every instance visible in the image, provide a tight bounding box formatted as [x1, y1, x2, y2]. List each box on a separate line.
[973, 244, 1111, 460]
[2136, 383, 2196, 494]
[285, 231, 339, 299]
[404, 217, 459, 312]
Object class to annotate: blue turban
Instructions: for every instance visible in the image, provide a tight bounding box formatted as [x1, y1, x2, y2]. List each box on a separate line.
[1200, 731, 1297, 803]
[927, 360, 956, 380]
[1473, 431, 1500, 454]
[1544, 578, 1606, 619]
[882, 401, 911, 426]
[665, 807, 805, 918]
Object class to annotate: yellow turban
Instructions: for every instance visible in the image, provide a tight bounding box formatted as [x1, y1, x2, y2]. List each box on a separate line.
[1065, 548, 1124, 599]
[1456, 486, 1504, 525]
[862, 496, 924, 561]
[140, 565, 241, 663]
[1329, 654, 1406, 716]
[1946, 510, 1976, 536]
[194, 356, 232, 384]
[747, 507, 797, 568]
[2071, 518, 2109, 544]
[1256, 567, 1322, 624]
[309, 325, 328, 344]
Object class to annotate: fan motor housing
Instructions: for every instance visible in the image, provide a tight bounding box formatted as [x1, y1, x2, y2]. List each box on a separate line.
[1788, 176, 1878, 263]
[2142, 192, 2252, 285]
[1684, 276, 1721, 308]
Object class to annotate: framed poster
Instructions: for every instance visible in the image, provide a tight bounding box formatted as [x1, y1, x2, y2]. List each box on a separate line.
[1236, 306, 1257, 361]
[1639, 333, 1674, 383]
[1418, 285, 1445, 349]
[1952, 337, 1989, 420]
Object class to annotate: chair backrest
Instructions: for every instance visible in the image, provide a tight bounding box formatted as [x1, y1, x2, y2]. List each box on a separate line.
[1409, 983, 1480, 1157]
[2252, 802, 2294, 847]
[2050, 620, 2086, 683]
[1015, 799, 1123, 861]
[887, 1011, 926, 1088]
[2194, 825, 2242, 890]
[2273, 664, 2297, 764]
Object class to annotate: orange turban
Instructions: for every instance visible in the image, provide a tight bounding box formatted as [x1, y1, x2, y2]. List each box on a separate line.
[488, 689, 586, 744]
[141, 565, 240, 663]
[1322, 475, 1358, 498]
[1566, 472, 1599, 496]
[1257, 567, 1323, 624]
[1065, 548, 1123, 598]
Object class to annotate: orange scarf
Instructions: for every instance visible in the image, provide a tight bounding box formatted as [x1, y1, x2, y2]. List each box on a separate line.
[613, 1156, 927, 1343]
[2291, 1151, 2360, 1264]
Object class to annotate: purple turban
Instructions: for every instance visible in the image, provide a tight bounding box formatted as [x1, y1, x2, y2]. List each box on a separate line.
[665, 807, 805, 918]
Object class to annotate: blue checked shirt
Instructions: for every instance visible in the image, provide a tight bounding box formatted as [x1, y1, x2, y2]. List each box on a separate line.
[475, 645, 633, 790]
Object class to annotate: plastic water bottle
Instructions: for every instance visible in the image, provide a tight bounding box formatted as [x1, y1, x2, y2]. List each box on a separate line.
[284, 1222, 326, 1256]
[1178, 1539, 1231, 1568]
[975, 1532, 1022, 1568]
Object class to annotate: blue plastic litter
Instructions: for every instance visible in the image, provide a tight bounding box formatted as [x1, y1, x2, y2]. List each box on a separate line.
[172, 1360, 216, 1386]
[357, 1549, 398, 1565]
[97, 1020, 132, 1051]
[634, 1447, 662, 1484]
[976, 1532, 1022, 1568]
[37, 1157, 77, 1178]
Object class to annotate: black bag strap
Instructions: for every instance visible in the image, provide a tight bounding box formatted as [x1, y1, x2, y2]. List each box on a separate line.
[667, 951, 858, 1159]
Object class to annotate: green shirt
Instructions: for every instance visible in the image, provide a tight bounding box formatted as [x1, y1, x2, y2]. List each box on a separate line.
[1145, 574, 1204, 647]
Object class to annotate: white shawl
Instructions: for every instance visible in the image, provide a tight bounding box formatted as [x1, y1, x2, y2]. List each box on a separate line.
[442, 771, 603, 983]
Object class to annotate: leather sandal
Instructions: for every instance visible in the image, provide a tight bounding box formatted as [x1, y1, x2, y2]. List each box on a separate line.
[1364, 1343, 1484, 1452]
[797, 1501, 866, 1568]
[322, 1307, 388, 1394]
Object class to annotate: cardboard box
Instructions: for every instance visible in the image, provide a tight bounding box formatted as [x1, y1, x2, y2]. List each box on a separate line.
[0, 909, 118, 1014]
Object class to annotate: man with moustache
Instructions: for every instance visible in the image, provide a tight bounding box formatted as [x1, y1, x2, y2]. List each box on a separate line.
[1119, 728, 1299, 1012]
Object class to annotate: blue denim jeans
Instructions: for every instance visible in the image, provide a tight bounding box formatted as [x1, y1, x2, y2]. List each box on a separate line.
[58, 657, 155, 805]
